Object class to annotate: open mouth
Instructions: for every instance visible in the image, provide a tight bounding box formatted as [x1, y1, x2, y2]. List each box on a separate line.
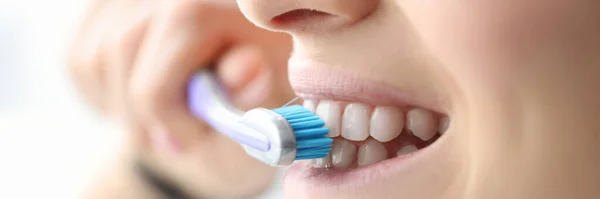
[303, 100, 448, 169]
[282, 59, 456, 198]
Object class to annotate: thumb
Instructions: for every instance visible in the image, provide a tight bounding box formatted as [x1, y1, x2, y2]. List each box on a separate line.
[216, 45, 272, 110]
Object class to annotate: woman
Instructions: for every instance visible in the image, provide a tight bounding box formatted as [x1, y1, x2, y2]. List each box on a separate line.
[69, 0, 600, 198]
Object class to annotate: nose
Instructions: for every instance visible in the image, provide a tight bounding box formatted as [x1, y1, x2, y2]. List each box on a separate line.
[237, 0, 379, 33]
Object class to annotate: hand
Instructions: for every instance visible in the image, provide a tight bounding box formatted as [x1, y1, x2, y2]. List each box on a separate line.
[68, 0, 294, 198]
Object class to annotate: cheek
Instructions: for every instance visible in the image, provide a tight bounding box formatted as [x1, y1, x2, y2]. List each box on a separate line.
[401, 0, 599, 95]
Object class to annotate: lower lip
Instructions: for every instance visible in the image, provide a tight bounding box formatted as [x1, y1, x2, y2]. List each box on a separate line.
[284, 132, 451, 193]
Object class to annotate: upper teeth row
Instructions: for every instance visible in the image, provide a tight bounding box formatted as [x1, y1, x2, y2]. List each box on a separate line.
[303, 100, 449, 142]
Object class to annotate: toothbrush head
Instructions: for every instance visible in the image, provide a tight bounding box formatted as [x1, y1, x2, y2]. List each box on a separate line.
[241, 105, 332, 167]
[271, 105, 332, 160]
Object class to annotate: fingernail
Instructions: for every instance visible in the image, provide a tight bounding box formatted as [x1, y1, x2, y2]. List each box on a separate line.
[149, 125, 181, 154]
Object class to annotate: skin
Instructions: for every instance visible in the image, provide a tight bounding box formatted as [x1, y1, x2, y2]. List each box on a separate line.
[69, 0, 600, 198]
[68, 0, 294, 198]
[236, 0, 600, 198]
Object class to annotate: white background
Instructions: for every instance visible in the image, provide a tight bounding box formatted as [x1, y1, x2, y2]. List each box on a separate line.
[0, 0, 133, 198]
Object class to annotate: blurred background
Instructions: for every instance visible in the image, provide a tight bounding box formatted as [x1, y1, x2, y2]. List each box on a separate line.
[0, 1, 123, 198]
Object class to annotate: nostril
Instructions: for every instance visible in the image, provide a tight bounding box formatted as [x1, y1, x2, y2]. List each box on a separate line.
[238, 0, 380, 33]
[271, 9, 334, 30]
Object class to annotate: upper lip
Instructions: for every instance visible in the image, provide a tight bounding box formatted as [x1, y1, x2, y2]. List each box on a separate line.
[288, 58, 447, 113]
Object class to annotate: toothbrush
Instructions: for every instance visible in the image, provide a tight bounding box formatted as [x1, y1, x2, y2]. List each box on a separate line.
[187, 70, 333, 167]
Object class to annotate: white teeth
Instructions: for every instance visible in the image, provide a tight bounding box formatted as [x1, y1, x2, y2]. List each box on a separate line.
[396, 145, 418, 156]
[370, 106, 404, 142]
[308, 99, 447, 168]
[342, 103, 370, 141]
[407, 108, 437, 141]
[303, 100, 318, 113]
[313, 153, 332, 168]
[357, 139, 388, 166]
[438, 116, 449, 134]
[331, 139, 357, 169]
[316, 100, 342, 137]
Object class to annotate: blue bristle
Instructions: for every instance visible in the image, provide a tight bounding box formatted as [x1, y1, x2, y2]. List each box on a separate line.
[294, 128, 329, 139]
[272, 105, 332, 160]
[297, 138, 333, 149]
[296, 146, 331, 157]
[287, 116, 320, 123]
[295, 154, 326, 160]
[283, 112, 314, 120]
[290, 120, 325, 130]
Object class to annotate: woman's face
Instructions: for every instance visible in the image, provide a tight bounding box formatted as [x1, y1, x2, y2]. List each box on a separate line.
[237, 0, 600, 198]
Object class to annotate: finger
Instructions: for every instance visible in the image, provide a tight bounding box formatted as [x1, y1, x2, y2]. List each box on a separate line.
[215, 45, 273, 110]
[106, 1, 154, 119]
[233, 67, 273, 109]
[129, 1, 229, 147]
[68, 1, 128, 114]
[215, 45, 263, 93]
[68, 48, 108, 114]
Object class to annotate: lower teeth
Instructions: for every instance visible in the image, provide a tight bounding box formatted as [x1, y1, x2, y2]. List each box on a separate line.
[357, 139, 388, 166]
[311, 130, 440, 169]
[331, 139, 356, 168]
[396, 145, 419, 156]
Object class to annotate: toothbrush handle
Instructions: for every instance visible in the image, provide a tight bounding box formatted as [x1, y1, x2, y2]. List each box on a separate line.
[187, 71, 270, 151]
